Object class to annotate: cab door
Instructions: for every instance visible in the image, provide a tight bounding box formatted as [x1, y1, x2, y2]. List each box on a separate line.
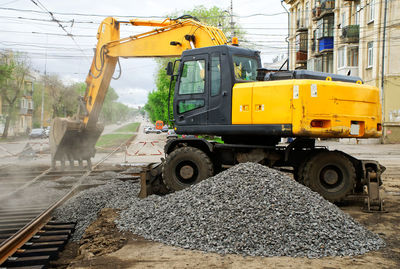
[207, 52, 231, 125]
[174, 55, 208, 126]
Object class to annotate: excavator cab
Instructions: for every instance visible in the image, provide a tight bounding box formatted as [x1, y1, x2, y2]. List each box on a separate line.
[172, 45, 261, 132]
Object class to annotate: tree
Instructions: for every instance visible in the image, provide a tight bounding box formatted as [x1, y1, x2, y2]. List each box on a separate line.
[99, 86, 119, 124]
[179, 5, 245, 39]
[41, 74, 80, 118]
[0, 51, 30, 138]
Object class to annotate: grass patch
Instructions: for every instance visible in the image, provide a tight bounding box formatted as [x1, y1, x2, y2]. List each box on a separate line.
[96, 134, 135, 149]
[114, 122, 140, 133]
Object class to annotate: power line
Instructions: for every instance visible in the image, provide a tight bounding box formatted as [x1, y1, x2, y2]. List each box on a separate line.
[0, 29, 93, 37]
[0, 6, 288, 19]
[29, 0, 91, 62]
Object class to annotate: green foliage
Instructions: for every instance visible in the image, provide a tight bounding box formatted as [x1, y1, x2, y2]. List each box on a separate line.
[96, 133, 134, 149]
[99, 87, 133, 124]
[0, 51, 31, 137]
[144, 58, 175, 126]
[179, 5, 244, 39]
[0, 60, 13, 85]
[114, 122, 140, 133]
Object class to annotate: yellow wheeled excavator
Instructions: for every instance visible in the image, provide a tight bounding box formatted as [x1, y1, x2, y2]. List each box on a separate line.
[51, 16, 385, 210]
[50, 15, 228, 169]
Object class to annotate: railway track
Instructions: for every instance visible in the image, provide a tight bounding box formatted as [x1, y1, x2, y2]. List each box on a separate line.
[0, 165, 127, 268]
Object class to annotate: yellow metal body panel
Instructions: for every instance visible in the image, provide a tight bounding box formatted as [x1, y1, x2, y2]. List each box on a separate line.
[232, 83, 253, 124]
[252, 82, 293, 124]
[232, 79, 382, 138]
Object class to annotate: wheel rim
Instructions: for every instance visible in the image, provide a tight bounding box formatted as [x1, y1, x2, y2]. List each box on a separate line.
[175, 160, 199, 184]
[319, 165, 344, 192]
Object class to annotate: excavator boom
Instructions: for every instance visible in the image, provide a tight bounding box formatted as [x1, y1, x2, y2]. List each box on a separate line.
[50, 16, 227, 169]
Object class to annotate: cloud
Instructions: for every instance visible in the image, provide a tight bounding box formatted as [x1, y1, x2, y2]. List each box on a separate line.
[116, 87, 150, 108]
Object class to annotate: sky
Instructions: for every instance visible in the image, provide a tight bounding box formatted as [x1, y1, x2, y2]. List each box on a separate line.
[0, 0, 289, 107]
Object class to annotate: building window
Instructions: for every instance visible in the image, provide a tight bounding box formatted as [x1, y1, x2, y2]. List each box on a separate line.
[367, 42, 373, 68]
[305, 2, 309, 27]
[315, 57, 322, 72]
[347, 47, 358, 67]
[355, 4, 360, 25]
[316, 16, 334, 39]
[367, 0, 375, 23]
[338, 47, 346, 68]
[296, 32, 308, 52]
[297, 7, 301, 28]
[315, 54, 333, 73]
[323, 53, 333, 73]
[341, 11, 346, 28]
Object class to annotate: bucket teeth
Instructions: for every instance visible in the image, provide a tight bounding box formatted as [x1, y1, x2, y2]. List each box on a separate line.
[50, 117, 103, 170]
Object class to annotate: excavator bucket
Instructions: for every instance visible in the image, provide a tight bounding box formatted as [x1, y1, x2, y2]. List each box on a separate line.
[50, 117, 104, 170]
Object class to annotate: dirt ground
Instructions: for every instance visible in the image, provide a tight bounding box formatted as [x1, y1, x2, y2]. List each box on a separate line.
[51, 197, 400, 269]
[49, 143, 400, 269]
[44, 123, 400, 268]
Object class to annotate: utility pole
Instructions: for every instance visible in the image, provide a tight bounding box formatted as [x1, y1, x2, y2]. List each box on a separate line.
[229, 0, 235, 38]
[381, 0, 388, 143]
[281, 0, 290, 70]
[41, 34, 47, 129]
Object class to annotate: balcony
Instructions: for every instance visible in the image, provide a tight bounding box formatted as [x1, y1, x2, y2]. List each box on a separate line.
[296, 19, 308, 32]
[318, 37, 333, 52]
[296, 51, 308, 64]
[313, 0, 335, 20]
[312, 7, 321, 20]
[341, 25, 359, 43]
[20, 108, 33, 116]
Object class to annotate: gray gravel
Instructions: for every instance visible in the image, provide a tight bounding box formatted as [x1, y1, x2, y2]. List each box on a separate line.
[53, 179, 139, 241]
[116, 163, 384, 257]
[53, 163, 385, 257]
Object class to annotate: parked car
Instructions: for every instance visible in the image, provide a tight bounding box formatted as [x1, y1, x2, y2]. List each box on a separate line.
[44, 126, 50, 138]
[167, 129, 178, 140]
[162, 125, 169, 132]
[145, 127, 161, 134]
[29, 128, 46, 139]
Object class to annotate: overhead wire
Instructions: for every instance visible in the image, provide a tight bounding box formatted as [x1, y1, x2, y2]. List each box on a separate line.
[29, 0, 91, 62]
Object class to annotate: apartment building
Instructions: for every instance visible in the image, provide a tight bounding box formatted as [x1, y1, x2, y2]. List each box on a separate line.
[0, 78, 34, 136]
[284, 0, 400, 143]
[0, 51, 34, 136]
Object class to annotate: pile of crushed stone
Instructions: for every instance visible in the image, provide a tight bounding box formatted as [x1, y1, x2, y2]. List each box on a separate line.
[53, 179, 140, 241]
[54, 163, 385, 257]
[116, 163, 384, 257]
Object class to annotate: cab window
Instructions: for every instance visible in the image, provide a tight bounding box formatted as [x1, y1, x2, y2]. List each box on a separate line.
[178, 60, 206, 95]
[232, 55, 258, 81]
[178, 99, 205, 114]
[211, 54, 221, 96]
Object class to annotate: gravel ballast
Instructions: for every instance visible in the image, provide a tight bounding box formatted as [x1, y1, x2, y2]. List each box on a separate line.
[53, 178, 140, 241]
[54, 163, 385, 257]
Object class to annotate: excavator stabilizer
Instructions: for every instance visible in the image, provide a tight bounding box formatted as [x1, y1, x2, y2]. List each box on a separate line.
[50, 117, 103, 169]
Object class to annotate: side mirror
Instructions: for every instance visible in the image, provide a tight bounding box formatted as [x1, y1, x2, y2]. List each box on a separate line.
[166, 62, 174, 76]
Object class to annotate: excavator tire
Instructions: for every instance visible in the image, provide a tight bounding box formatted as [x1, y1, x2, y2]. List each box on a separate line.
[162, 146, 214, 191]
[302, 151, 356, 202]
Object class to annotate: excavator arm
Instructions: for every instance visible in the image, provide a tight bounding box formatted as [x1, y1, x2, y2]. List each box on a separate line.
[50, 16, 228, 169]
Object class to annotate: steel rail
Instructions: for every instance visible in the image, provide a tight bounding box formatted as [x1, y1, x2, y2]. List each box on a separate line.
[0, 147, 131, 264]
[0, 168, 50, 201]
[0, 183, 89, 264]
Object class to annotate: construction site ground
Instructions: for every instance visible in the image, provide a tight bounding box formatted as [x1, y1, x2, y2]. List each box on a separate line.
[2, 120, 399, 268]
